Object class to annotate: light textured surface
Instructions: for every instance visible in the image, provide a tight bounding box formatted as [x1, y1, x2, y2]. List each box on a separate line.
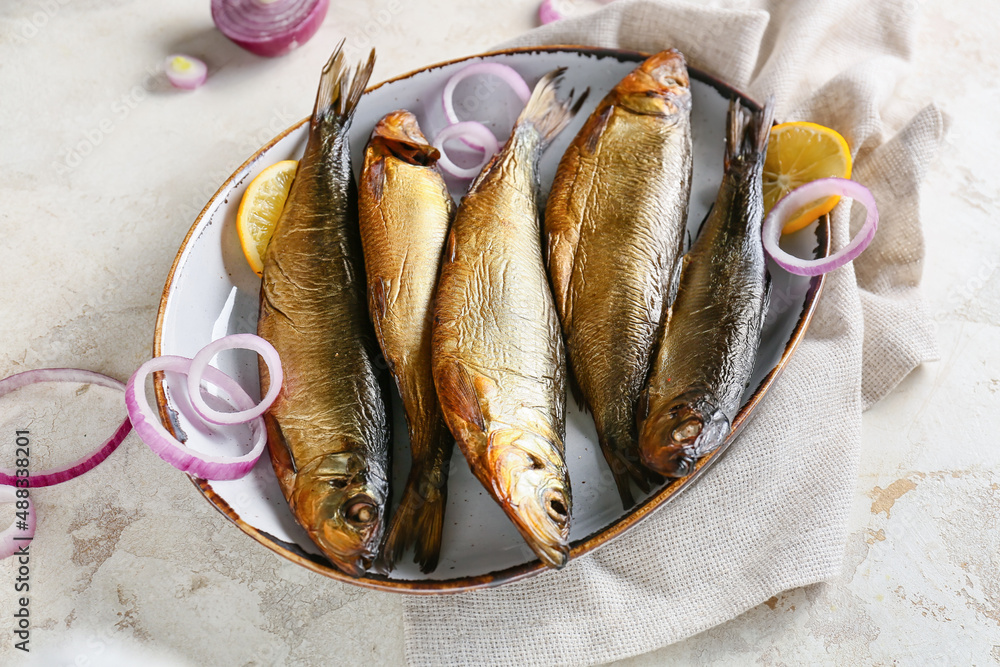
[0, 1, 997, 666]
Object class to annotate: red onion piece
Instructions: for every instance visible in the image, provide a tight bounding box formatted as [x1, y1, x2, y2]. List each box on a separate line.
[538, 0, 564, 24]
[433, 121, 501, 180]
[0, 486, 34, 560]
[538, 0, 616, 24]
[0, 369, 131, 488]
[165, 55, 208, 90]
[442, 63, 531, 151]
[211, 0, 330, 58]
[186, 334, 282, 426]
[762, 177, 879, 276]
[125, 356, 266, 481]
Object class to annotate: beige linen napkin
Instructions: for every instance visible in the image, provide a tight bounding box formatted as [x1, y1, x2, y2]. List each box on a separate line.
[404, 1, 941, 664]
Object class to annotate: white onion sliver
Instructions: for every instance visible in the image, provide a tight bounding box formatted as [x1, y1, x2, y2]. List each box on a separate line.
[442, 63, 531, 150]
[126, 355, 266, 481]
[186, 334, 282, 426]
[433, 121, 500, 180]
[165, 55, 208, 90]
[0, 486, 34, 560]
[0, 368, 131, 488]
[762, 177, 878, 277]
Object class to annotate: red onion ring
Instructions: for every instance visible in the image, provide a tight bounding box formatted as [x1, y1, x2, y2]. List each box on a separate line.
[433, 121, 501, 180]
[0, 369, 131, 488]
[126, 356, 266, 480]
[0, 486, 34, 560]
[442, 63, 531, 151]
[763, 178, 878, 276]
[186, 334, 282, 426]
[165, 54, 208, 90]
[211, 0, 330, 58]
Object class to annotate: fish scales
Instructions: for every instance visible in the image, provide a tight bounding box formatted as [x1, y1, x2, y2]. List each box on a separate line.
[257, 45, 388, 578]
[358, 110, 455, 574]
[433, 69, 584, 568]
[638, 96, 776, 478]
[545, 49, 693, 507]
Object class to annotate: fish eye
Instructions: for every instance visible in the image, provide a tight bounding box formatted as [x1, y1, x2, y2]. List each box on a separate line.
[343, 497, 377, 526]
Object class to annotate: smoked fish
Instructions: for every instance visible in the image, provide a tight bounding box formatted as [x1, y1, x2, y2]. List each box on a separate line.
[257, 45, 389, 577]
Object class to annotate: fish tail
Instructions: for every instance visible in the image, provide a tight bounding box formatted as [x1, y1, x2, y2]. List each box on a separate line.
[380, 463, 447, 574]
[598, 432, 656, 509]
[311, 41, 376, 128]
[515, 68, 589, 149]
[725, 95, 776, 167]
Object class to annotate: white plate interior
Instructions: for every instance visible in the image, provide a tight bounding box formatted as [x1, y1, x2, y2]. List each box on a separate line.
[157, 49, 821, 582]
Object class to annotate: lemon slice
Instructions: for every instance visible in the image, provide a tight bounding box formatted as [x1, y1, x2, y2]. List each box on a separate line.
[237, 160, 298, 276]
[763, 122, 852, 234]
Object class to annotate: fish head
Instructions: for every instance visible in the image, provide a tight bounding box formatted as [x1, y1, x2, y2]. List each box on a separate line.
[617, 49, 692, 117]
[639, 389, 730, 477]
[292, 451, 387, 576]
[370, 110, 441, 166]
[486, 428, 572, 568]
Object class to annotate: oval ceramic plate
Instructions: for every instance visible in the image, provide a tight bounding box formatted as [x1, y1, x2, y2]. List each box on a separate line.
[154, 46, 829, 593]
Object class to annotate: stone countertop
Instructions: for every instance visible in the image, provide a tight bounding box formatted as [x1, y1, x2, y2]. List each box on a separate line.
[1, 0, 997, 664]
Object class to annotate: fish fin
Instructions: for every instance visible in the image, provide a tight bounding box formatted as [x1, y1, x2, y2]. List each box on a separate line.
[312, 41, 376, 128]
[437, 363, 486, 431]
[751, 95, 777, 156]
[368, 277, 395, 375]
[380, 458, 449, 574]
[445, 228, 457, 264]
[582, 104, 613, 155]
[566, 362, 589, 414]
[598, 432, 660, 509]
[515, 68, 589, 149]
[693, 202, 714, 247]
[265, 414, 297, 485]
[725, 96, 776, 168]
[367, 155, 386, 202]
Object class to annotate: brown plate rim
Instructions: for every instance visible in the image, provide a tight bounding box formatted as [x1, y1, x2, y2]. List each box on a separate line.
[153, 44, 829, 594]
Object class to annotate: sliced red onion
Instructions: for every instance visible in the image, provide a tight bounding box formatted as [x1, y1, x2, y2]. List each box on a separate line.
[165, 55, 208, 90]
[442, 63, 531, 150]
[0, 369, 131, 488]
[211, 0, 329, 58]
[763, 177, 879, 276]
[0, 486, 34, 560]
[538, 0, 616, 24]
[433, 121, 501, 180]
[186, 334, 282, 426]
[126, 356, 266, 480]
[538, 0, 564, 24]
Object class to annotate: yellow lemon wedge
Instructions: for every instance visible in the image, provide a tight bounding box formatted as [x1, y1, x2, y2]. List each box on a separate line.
[762, 122, 852, 234]
[237, 159, 298, 276]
